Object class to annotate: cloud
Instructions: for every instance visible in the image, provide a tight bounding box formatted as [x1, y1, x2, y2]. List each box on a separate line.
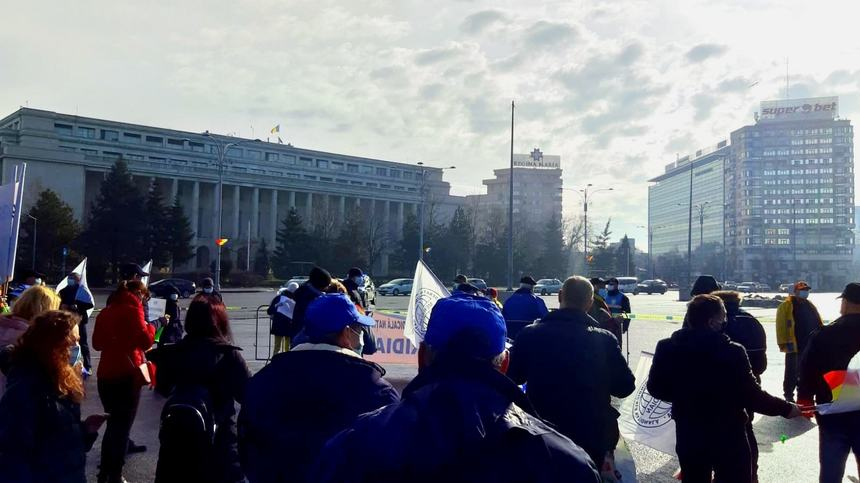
[685, 43, 728, 63]
[460, 10, 507, 34]
[414, 45, 465, 65]
[524, 21, 579, 48]
[617, 42, 644, 66]
[717, 76, 752, 93]
[691, 93, 717, 122]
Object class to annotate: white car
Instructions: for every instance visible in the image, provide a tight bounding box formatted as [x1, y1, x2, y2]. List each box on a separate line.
[378, 278, 413, 296]
[615, 277, 639, 294]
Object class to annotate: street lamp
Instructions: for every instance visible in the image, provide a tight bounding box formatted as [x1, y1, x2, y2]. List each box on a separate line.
[202, 131, 245, 291]
[416, 163, 456, 262]
[27, 214, 37, 270]
[678, 201, 710, 281]
[560, 184, 614, 275]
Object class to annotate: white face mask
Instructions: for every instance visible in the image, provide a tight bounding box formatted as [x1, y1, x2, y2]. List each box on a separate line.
[203, 287, 214, 294]
[169, 294, 179, 301]
[34, 278, 42, 285]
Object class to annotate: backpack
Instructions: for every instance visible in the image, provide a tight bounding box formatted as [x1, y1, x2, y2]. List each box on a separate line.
[156, 361, 220, 482]
[158, 319, 184, 346]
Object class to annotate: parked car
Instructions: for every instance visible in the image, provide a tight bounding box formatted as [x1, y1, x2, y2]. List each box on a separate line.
[150, 278, 196, 298]
[378, 278, 413, 296]
[534, 279, 562, 295]
[633, 279, 668, 295]
[737, 282, 758, 293]
[283, 276, 309, 288]
[779, 283, 793, 293]
[616, 277, 639, 294]
[723, 281, 739, 290]
[756, 282, 772, 292]
[467, 278, 488, 291]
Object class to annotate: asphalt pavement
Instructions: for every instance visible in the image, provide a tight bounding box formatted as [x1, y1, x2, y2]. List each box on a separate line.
[79, 289, 858, 482]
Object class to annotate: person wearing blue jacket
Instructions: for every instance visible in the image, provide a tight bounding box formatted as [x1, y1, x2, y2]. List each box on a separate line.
[238, 293, 398, 483]
[502, 276, 549, 322]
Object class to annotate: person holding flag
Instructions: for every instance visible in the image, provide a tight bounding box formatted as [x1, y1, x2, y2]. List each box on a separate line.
[799, 283, 860, 483]
[60, 272, 95, 374]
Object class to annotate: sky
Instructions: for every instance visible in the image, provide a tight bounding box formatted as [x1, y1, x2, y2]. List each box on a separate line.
[2, 0, 860, 246]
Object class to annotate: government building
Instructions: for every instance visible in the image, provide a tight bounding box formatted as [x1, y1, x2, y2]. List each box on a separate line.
[0, 108, 463, 274]
[648, 96, 855, 289]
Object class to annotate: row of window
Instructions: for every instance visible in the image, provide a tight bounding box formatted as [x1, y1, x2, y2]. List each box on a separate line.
[761, 178, 835, 186]
[54, 123, 422, 181]
[763, 218, 836, 224]
[763, 208, 835, 215]
[762, 168, 835, 175]
[762, 188, 836, 195]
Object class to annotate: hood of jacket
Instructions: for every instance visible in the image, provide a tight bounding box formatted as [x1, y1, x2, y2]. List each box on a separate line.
[0, 315, 29, 347]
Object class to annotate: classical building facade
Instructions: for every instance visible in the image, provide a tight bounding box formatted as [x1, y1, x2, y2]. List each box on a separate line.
[0, 108, 462, 274]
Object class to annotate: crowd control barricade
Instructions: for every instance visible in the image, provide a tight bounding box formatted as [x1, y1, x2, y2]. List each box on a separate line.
[254, 304, 272, 363]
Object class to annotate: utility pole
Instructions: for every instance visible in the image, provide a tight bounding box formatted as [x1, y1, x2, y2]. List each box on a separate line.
[507, 100, 514, 291]
[686, 161, 694, 296]
[203, 132, 244, 291]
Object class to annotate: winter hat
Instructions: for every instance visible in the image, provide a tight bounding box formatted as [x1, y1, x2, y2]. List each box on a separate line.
[309, 266, 333, 290]
[690, 275, 721, 296]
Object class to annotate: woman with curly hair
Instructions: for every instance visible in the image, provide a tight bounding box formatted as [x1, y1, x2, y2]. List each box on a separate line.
[0, 310, 108, 482]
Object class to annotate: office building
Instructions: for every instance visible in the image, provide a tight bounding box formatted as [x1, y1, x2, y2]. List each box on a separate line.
[727, 97, 854, 288]
[0, 108, 462, 273]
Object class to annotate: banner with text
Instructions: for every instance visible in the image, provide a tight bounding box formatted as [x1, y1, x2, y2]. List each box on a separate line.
[366, 312, 418, 366]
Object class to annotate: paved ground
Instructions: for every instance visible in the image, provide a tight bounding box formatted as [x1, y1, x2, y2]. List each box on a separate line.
[80, 289, 858, 482]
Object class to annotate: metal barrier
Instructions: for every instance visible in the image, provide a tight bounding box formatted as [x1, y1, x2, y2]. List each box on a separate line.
[254, 304, 272, 363]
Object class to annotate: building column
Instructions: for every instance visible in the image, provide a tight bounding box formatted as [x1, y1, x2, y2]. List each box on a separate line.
[306, 192, 314, 222]
[251, 187, 260, 240]
[384, 200, 391, 237]
[338, 195, 346, 225]
[191, 181, 200, 240]
[171, 178, 178, 203]
[232, 185, 241, 239]
[396, 202, 404, 240]
[269, 189, 278, 248]
[288, 191, 296, 212]
[212, 183, 220, 240]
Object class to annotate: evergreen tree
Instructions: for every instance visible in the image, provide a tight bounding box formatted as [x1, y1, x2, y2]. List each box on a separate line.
[143, 180, 172, 268]
[332, 209, 368, 274]
[80, 160, 147, 282]
[392, 212, 419, 274]
[435, 207, 473, 280]
[272, 208, 314, 278]
[18, 189, 80, 278]
[473, 208, 508, 286]
[166, 198, 194, 272]
[536, 215, 566, 279]
[253, 238, 271, 278]
[589, 219, 615, 276]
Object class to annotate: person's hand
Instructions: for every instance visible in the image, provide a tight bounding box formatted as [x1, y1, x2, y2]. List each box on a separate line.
[83, 413, 109, 433]
[797, 399, 816, 419]
[785, 404, 802, 419]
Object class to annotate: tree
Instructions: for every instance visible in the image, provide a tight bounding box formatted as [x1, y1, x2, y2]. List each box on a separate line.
[615, 235, 637, 277]
[272, 208, 315, 278]
[253, 238, 271, 278]
[18, 189, 80, 279]
[435, 207, 474, 280]
[143, 180, 172, 268]
[165, 198, 194, 272]
[473, 208, 508, 286]
[80, 160, 147, 282]
[391, 212, 419, 274]
[565, 216, 586, 276]
[332, 208, 368, 274]
[536, 215, 565, 279]
[589, 219, 615, 276]
[365, 212, 390, 276]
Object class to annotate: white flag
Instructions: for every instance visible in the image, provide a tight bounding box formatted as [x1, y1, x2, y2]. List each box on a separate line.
[141, 260, 153, 287]
[56, 258, 95, 317]
[618, 351, 677, 456]
[403, 260, 451, 347]
[0, 165, 25, 284]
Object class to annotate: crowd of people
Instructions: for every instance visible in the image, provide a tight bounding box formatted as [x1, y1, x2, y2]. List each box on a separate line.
[0, 262, 859, 482]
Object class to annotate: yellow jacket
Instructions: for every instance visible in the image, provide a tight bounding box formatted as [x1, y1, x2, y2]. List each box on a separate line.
[775, 296, 823, 353]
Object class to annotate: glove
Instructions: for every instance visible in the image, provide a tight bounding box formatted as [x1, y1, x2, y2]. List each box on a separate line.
[797, 398, 815, 419]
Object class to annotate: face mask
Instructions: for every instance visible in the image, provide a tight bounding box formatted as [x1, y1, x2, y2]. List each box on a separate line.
[69, 344, 82, 367]
[607, 285, 618, 292]
[67, 278, 77, 286]
[349, 326, 365, 356]
[352, 276, 363, 285]
[203, 287, 214, 294]
[169, 294, 178, 301]
[34, 278, 42, 285]
[797, 290, 809, 299]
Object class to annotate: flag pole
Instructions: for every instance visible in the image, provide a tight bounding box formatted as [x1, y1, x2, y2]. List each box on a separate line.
[507, 100, 514, 292]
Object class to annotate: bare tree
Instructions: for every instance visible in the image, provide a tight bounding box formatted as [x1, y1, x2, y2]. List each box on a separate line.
[365, 211, 391, 275]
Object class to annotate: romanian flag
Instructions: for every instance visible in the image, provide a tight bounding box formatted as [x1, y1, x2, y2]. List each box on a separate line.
[270, 125, 280, 134]
[818, 352, 860, 415]
[216, 238, 229, 246]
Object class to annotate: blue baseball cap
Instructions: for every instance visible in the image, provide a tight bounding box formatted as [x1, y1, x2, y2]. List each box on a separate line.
[304, 293, 376, 338]
[425, 294, 507, 359]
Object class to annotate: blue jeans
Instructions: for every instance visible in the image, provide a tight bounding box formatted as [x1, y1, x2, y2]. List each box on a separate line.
[819, 416, 860, 483]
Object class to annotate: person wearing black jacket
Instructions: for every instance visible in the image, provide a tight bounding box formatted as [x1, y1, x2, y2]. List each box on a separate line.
[648, 294, 800, 483]
[59, 272, 94, 373]
[798, 283, 860, 483]
[148, 297, 251, 483]
[342, 267, 368, 310]
[239, 293, 398, 483]
[309, 293, 600, 483]
[712, 290, 768, 480]
[289, 266, 332, 347]
[508, 275, 635, 469]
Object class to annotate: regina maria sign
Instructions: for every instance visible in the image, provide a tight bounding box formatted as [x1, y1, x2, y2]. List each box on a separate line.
[759, 96, 839, 122]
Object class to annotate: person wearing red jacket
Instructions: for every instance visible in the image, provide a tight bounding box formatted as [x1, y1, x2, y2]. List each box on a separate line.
[92, 280, 155, 483]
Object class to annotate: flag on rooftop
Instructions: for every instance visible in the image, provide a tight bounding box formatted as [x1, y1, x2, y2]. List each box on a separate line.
[271, 124, 280, 134]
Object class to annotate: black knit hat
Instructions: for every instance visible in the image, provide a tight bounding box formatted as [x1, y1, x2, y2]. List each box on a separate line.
[309, 266, 333, 290]
[691, 275, 721, 296]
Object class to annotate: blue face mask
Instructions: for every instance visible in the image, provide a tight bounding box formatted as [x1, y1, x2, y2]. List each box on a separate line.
[203, 287, 214, 294]
[69, 344, 82, 367]
[67, 278, 77, 287]
[797, 290, 810, 299]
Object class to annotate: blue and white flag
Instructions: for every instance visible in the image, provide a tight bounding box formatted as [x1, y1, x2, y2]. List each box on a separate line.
[0, 164, 26, 284]
[141, 260, 153, 287]
[618, 352, 676, 456]
[403, 260, 450, 347]
[56, 258, 95, 317]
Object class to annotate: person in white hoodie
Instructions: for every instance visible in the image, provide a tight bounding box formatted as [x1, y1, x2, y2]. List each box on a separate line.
[0, 286, 60, 398]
